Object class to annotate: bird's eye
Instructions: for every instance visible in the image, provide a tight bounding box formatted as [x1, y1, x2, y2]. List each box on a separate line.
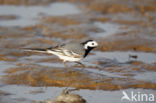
[92, 43, 94, 45]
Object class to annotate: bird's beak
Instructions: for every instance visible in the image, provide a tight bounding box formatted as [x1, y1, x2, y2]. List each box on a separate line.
[96, 42, 98, 47]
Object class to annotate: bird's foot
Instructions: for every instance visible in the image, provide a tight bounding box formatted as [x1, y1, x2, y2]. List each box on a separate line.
[74, 62, 85, 68]
[63, 62, 71, 71]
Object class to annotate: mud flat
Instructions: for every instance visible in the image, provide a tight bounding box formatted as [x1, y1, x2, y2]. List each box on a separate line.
[0, 0, 156, 103]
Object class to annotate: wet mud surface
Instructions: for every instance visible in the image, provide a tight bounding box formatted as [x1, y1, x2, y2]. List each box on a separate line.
[0, 0, 156, 103]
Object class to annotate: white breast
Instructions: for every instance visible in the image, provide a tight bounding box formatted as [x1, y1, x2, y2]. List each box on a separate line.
[47, 50, 82, 62]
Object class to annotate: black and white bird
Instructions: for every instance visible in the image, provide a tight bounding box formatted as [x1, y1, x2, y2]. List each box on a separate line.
[24, 40, 98, 68]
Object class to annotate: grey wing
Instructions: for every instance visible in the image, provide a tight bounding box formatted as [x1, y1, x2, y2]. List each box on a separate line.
[47, 44, 65, 52]
[63, 49, 83, 58]
[48, 43, 85, 58]
[62, 43, 85, 57]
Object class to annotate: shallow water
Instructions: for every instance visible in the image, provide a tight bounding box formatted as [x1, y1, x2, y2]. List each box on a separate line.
[88, 22, 130, 38]
[0, 85, 155, 103]
[37, 62, 65, 68]
[0, 2, 81, 27]
[88, 51, 156, 64]
[134, 72, 156, 83]
[0, 1, 156, 103]
[84, 68, 126, 78]
[0, 61, 17, 76]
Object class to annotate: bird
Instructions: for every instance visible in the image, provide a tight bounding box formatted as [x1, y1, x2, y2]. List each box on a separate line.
[129, 54, 138, 60]
[46, 88, 86, 103]
[23, 40, 98, 68]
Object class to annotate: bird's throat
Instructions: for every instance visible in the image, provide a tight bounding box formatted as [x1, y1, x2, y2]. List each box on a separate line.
[84, 47, 94, 58]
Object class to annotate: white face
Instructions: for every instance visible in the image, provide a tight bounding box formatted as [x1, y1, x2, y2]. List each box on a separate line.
[84, 41, 98, 49]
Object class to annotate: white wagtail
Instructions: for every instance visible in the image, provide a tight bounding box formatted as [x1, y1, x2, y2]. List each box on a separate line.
[24, 40, 98, 68]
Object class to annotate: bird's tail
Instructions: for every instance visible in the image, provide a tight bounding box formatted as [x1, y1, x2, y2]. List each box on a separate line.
[22, 48, 48, 53]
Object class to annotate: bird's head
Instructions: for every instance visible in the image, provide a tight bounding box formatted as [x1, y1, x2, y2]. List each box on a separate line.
[82, 40, 98, 50]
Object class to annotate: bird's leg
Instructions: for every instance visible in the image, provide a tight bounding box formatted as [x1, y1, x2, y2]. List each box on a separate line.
[75, 62, 85, 68]
[63, 61, 71, 70]
[62, 87, 69, 94]
[62, 87, 79, 94]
